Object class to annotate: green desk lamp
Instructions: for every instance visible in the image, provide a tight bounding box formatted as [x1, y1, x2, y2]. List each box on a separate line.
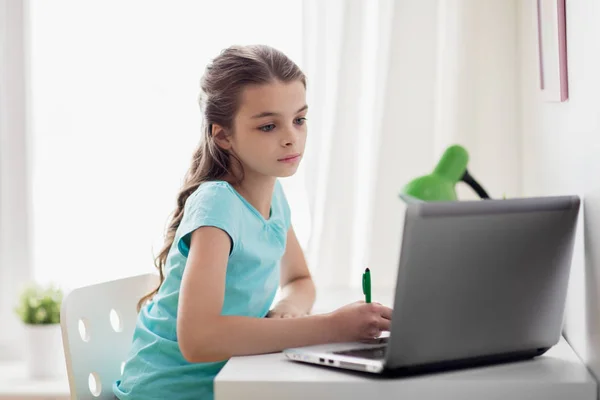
[401, 145, 490, 202]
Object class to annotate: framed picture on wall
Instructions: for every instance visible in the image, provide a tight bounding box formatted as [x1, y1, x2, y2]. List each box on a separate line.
[536, 0, 568, 102]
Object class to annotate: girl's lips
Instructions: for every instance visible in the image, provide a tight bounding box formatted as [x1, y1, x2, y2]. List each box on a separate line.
[278, 153, 301, 162]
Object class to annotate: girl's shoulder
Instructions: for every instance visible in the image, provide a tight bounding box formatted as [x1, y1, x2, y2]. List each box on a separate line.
[194, 179, 234, 196]
[184, 180, 238, 215]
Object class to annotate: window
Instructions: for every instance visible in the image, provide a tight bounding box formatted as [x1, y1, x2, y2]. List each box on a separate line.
[29, 0, 309, 289]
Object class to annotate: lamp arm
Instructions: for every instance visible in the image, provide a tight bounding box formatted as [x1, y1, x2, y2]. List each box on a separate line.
[461, 170, 491, 199]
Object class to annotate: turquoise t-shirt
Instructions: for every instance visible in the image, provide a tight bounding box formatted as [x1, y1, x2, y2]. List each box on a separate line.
[113, 179, 291, 400]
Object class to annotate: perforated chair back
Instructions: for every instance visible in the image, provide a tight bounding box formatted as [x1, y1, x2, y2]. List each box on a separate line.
[60, 273, 159, 399]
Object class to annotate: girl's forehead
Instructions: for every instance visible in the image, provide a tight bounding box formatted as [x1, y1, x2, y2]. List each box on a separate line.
[237, 81, 306, 117]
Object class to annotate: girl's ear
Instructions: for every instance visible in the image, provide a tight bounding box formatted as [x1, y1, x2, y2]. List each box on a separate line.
[211, 124, 232, 150]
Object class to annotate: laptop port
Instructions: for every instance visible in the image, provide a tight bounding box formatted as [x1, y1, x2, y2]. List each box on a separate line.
[319, 358, 325, 363]
[328, 359, 334, 364]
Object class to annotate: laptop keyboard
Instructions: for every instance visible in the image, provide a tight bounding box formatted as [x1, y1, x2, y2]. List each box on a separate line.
[333, 345, 387, 360]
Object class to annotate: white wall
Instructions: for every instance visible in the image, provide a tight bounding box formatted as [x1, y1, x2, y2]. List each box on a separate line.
[433, 0, 521, 201]
[519, 0, 600, 385]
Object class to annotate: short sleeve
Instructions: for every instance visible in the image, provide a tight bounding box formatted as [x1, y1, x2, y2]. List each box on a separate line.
[177, 182, 239, 258]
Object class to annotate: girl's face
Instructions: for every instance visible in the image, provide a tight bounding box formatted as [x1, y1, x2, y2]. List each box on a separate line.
[227, 80, 307, 179]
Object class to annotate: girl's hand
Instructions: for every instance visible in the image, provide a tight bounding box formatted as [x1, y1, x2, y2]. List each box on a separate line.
[327, 301, 393, 342]
[266, 300, 308, 319]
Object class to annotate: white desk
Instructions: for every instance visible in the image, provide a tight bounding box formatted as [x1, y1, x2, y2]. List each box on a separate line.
[215, 287, 597, 400]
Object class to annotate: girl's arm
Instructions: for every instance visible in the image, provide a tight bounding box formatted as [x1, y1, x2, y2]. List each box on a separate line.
[177, 226, 331, 363]
[267, 226, 315, 318]
[177, 226, 393, 363]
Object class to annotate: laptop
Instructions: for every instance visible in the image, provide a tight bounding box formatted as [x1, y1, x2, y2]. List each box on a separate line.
[283, 195, 581, 375]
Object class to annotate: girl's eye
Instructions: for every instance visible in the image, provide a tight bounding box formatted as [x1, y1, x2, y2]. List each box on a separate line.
[294, 117, 307, 125]
[259, 124, 276, 132]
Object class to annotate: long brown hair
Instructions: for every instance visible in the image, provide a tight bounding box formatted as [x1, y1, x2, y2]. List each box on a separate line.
[137, 45, 306, 310]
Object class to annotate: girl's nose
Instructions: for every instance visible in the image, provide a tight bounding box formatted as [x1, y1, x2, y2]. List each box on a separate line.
[281, 128, 296, 147]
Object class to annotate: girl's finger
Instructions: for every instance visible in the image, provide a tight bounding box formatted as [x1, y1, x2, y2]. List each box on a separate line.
[378, 318, 391, 332]
[376, 304, 393, 320]
[368, 327, 381, 338]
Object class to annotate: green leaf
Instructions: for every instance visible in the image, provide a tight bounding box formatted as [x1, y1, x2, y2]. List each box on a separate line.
[14, 282, 63, 325]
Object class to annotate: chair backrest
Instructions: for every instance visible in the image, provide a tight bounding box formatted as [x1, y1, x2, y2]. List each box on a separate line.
[60, 273, 159, 399]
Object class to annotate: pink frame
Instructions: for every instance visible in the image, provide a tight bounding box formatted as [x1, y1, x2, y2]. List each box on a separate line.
[537, 0, 568, 102]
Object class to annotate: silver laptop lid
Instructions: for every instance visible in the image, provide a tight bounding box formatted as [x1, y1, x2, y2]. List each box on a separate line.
[385, 196, 580, 369]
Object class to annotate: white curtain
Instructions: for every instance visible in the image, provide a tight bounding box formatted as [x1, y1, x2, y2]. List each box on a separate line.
[0, 0, 32, 360]
[301, 0, 522, 289]
[301, 0, 397, 288]
[26, 0, 306, 289]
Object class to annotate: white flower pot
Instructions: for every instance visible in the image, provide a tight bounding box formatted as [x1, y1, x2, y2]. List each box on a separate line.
[23, 324, 65, 379]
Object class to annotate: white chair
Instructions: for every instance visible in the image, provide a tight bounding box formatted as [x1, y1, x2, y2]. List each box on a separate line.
[60, 273, 159, 399]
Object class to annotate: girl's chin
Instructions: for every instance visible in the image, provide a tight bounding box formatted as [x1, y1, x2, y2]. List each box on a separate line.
[275, 167, 300, 178]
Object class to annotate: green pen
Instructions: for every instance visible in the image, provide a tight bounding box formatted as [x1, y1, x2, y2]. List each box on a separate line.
[362, 268, 371, 303]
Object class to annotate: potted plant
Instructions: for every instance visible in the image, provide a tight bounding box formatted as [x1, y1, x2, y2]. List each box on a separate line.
[14, 282, 65, 379]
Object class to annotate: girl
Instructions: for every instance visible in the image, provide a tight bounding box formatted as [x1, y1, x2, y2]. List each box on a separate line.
[113, 44, 392, 400]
